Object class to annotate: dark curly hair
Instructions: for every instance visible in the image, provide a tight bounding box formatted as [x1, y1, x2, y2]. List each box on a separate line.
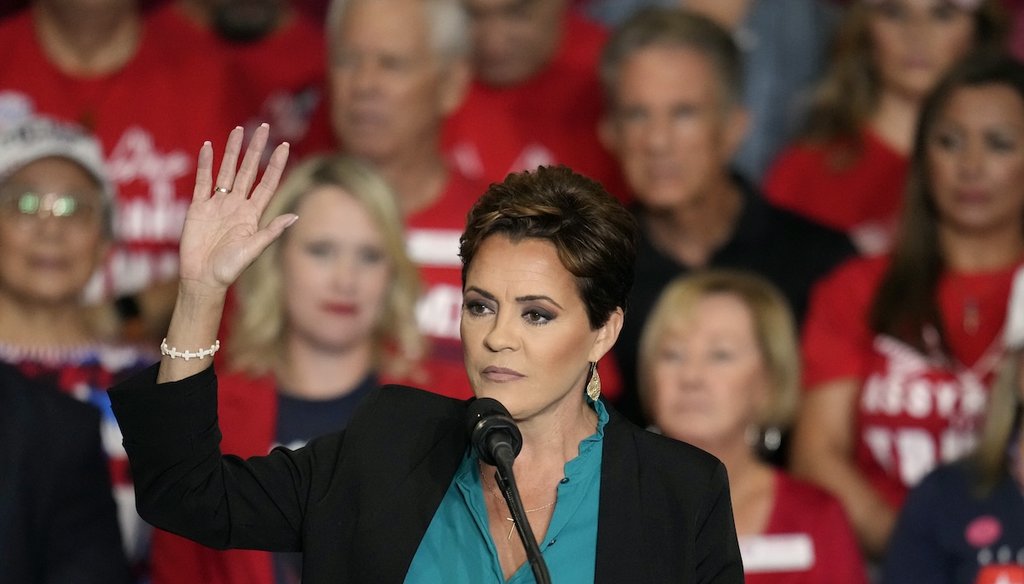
[460, 166, 638, 329]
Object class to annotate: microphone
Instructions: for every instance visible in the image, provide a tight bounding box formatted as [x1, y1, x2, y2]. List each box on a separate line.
[466, 397, 522, 468]
[465, 398, 552, 584]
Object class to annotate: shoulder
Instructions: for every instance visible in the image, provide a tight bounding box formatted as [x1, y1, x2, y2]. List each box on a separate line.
[444, 166, 489, 206]
[765, 141, 832, 183]
[608, 417, 726, 488]
[0, 362, 100, 447]
[564, 11, 608, 47]
[816, 254, 889, 295]
[908, 462, 973, 502]
[0, 8, 32, 37]
[773, 472, 847, 517]
[346, 385, 467, 437]
[757, 197, 853, 250]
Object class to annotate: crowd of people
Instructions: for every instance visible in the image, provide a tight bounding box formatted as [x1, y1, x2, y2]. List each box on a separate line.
[4, 0, 1024, 583]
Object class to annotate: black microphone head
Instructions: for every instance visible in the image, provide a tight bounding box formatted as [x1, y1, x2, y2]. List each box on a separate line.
[466, 397, 523, 466]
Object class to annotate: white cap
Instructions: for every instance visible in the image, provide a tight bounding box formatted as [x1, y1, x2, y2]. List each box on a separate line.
[0, 116, 114, 202]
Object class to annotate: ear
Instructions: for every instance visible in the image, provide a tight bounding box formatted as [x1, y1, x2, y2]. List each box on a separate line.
[439, 56, 472, 116]
[588, 307, 624, 362]
[722, 105, 749, 160]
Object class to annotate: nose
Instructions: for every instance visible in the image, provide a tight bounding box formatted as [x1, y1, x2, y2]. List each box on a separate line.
[332, 252, 359, 293]
[483, 310, 518, 352]
[30, 212, 67, 239]
[642, 116, 671, 154]
[352, 59, 378, 94]
[958, 138, 984, 180]
[673, 358, 706, 391]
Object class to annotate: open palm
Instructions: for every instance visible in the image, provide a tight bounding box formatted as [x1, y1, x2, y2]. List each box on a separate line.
[178, 124, 296, 293]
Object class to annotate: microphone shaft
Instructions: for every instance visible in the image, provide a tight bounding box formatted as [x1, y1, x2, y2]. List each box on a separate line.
[491, 462, 553, 584]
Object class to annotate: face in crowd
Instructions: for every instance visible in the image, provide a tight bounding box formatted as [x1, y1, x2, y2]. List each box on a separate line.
[924, 81, 1024, 237]
[328, 0, 468, 165]
[867, 0, 976, 102]
[280, 186, 392, 353]
[0, 157, 108, 307]
[463, 0, 568, 87]
[601, 44, 747, 210]
[646, 291, 770, 452]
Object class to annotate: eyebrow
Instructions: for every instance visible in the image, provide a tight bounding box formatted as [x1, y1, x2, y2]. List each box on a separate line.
[465, 287, 564, 310]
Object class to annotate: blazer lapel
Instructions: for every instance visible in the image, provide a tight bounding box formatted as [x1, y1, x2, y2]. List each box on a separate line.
[595, 410, 654, 583]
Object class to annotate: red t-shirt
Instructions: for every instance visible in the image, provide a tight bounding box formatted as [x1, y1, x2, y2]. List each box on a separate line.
[442, 12, 627, 202]
[765, 128, 908, 255]
[402, 169, 485, 399]
[0, 10, 238, 297]
[802, 255, 1017, 507]
[742, 472, 867, 584]
[146, 4, 336, 162]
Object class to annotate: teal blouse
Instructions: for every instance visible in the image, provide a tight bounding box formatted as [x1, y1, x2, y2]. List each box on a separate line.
[404, 399, 608, 583]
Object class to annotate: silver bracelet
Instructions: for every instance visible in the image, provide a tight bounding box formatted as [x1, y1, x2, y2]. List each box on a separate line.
[160, 338, 221, 361]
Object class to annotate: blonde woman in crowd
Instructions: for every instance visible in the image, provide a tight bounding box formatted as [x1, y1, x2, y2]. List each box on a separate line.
[150, 153, 424, 584]
[638, 270, 866, 583]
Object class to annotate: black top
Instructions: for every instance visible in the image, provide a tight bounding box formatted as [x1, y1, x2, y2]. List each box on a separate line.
[613, 175, 856, 426]
[0, 362, 129, 584]
[109, 364, 744, 584]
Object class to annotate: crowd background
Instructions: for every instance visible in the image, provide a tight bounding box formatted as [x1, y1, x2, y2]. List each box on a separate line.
[3, 0, 1024, 583]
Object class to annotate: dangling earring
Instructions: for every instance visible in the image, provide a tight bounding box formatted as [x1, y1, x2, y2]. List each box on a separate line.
[586, 362, 602, 401]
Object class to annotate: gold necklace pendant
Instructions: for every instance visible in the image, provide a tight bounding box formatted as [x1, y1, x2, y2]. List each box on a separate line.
[481, 469, 556, 541]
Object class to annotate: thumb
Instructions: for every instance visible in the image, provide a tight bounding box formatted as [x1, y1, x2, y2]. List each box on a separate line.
[252, 214, 299, 253]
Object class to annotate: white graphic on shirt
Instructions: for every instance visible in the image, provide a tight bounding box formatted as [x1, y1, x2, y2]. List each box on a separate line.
[510, 143, 556, 174]
[408, 228, 463, 341]
[860, 335, 991, 488]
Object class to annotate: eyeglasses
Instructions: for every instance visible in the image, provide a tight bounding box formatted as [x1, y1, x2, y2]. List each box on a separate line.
[0, 186, 103, 228]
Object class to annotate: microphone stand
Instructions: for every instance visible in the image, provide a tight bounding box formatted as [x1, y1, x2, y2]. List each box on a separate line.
[490, 455, 553, 584]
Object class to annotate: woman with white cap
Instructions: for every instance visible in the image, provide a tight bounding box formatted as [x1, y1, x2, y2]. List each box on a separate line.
[0, 116, 156, 576]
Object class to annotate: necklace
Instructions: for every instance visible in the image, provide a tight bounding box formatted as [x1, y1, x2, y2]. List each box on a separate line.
[481, 470, 556, 541]
[963, 296, 980, 336]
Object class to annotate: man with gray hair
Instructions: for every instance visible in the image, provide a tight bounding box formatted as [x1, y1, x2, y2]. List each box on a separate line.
[598, 7, 855, 428]
[327, 0, 485, 399]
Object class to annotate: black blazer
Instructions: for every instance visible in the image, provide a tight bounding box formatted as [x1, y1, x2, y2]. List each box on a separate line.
[111, 365, 743, 583]
[0, 362, 129, 584]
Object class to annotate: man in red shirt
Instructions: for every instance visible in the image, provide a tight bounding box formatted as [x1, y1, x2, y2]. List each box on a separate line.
[146, 0, 336, 161]
[0, 0, 237, 341]
[444, 0, 626, 200]
[327, 0, 484, 398]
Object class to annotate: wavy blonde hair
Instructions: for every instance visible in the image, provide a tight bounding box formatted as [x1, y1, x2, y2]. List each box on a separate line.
[637, 270, 800, 432]
[228, 155, 424, 378]
[971, 349, 1022, 495]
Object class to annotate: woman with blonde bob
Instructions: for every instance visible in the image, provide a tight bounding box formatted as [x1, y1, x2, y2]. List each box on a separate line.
[639, 270, 866, 584]
[149, 153, 424, 584]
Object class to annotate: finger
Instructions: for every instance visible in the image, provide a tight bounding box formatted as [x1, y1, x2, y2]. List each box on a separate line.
[250, 142, 290, 213]
[234, 123, 270, 197]
[214, 126, 245, 193]
[244, 213, 298, 262]
[192, 141, 213, 202]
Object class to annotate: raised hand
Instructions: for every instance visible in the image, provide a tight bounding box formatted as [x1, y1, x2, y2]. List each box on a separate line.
[178, 124, 296, 294]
